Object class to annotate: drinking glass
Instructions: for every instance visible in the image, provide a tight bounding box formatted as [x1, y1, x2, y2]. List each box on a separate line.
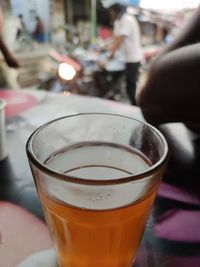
[26, 113, 168, 267]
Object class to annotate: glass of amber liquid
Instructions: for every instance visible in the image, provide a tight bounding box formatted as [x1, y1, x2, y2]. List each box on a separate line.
[26, 113, 168, 267]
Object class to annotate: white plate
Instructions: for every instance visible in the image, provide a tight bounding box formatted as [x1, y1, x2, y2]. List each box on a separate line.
[16, 249, 59, 267]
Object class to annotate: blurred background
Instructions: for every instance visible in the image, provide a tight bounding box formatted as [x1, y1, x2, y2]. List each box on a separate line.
[0, 0, 198, 101]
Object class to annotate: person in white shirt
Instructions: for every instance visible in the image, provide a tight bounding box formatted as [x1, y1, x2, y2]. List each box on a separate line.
[102, 0, 142, 104]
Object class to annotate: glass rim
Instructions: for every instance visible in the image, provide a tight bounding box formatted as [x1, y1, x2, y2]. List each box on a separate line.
[26, 113, 168, 185]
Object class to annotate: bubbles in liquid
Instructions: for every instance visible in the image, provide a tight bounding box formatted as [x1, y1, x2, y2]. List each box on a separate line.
[88, 192, 112, 202]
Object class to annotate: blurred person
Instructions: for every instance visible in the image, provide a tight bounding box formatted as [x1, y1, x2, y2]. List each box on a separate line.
[101, 0, 142, 105]
[15, 14, 34, 52]
[18, 14, 26, 33]
[32, 15, 45, 43]
[136, 6, 200, 133]
[0, 5, 20, 88]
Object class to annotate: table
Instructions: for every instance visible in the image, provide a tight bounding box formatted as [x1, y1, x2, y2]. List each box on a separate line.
[1, 89, 142, 219]
[0, 89, 200, 267]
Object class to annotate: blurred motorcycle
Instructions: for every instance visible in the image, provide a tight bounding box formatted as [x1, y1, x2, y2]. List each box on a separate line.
[38, 49, 84, 94]
[91, 49, 128, 101]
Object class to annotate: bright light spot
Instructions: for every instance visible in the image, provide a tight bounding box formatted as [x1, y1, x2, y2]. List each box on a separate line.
[58, 63, 76, 81]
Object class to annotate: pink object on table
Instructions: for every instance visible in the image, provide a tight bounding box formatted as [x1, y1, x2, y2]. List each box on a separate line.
[158, 182, 200, 206]
[155, 208, 200, 243]
[0, 201, 52, 267]
[155, 182, 200, 243]
[0, 90, 37, 118]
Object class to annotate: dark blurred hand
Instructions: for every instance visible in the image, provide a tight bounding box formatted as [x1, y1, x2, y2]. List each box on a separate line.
[5, 54, 20, 68]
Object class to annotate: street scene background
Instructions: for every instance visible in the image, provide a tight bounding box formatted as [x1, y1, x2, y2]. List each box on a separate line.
[0, 0, 197, 102]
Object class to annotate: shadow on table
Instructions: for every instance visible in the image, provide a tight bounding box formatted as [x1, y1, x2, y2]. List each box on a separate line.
[0, 157, 44, 220]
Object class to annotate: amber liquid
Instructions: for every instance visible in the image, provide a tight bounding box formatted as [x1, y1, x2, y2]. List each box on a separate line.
[40, 142, 157, 267]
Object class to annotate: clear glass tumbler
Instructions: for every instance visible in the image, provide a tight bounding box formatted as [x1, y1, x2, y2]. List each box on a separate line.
[26, 113, 168, 267]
